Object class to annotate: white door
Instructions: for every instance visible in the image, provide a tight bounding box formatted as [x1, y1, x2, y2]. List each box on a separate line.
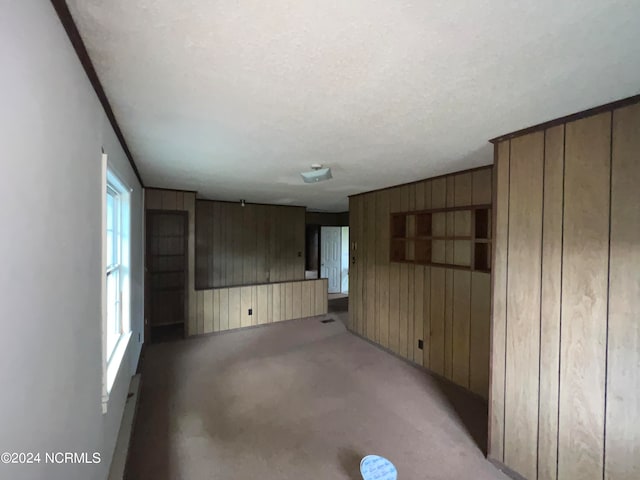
[321, 227, 341, 293]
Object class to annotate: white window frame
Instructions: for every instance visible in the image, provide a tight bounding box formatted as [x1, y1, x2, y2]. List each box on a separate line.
[101, 154, 132, 413]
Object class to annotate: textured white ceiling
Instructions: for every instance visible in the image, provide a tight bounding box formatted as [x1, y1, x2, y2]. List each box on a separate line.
[67, 0, 640, 211]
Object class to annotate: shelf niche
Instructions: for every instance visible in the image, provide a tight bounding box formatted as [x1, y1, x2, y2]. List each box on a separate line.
[389, 205, 492, 272]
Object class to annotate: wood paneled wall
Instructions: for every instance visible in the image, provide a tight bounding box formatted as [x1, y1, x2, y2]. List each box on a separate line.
[489, 101, 640, 480]
[192, 278, 328, 335]
[305, 211, 349, 226]
[145, 188, 198, 336]
[349, 166, 493, 399]
[195, 200, 305, 289]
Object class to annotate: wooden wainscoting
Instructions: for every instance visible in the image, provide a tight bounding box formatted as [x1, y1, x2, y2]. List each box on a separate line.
[194, 278, 328, 335]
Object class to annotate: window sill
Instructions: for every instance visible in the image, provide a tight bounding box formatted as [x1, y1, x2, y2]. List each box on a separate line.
[102, 331, 132, 414]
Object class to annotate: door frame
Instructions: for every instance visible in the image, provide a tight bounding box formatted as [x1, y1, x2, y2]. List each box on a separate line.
[320, 226, 342, 294]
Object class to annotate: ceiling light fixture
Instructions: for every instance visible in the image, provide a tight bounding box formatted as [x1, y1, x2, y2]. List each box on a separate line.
[301, 164, 332, 184]
[240, 199, 246, 207]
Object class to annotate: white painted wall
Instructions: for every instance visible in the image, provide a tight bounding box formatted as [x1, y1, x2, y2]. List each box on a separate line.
[0, 2, 144, 480]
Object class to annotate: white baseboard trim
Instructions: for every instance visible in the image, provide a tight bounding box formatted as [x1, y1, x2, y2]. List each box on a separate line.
[108, 374, 141, 480]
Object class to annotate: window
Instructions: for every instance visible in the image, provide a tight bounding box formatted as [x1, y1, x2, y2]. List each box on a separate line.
[102, 154, 132, 412]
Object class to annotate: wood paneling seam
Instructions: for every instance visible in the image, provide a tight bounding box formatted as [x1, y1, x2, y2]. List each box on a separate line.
[536, 129, 547, 480]
[601, 109, 614, 480]
[555, 123, 566, 480]
[503, 139, 511, 461]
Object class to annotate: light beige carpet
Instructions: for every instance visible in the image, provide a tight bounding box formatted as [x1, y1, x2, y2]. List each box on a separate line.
[127, 316, 507, 480]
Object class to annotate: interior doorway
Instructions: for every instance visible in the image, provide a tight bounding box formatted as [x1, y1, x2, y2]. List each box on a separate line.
[320, 226, 349, 294]
[146, 210, 187, 343]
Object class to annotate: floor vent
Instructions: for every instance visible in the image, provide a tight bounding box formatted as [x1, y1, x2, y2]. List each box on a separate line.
[321, 319, 335, 324]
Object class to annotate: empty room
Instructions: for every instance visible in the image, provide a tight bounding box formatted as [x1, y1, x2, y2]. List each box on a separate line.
[1, 1, 639, 480]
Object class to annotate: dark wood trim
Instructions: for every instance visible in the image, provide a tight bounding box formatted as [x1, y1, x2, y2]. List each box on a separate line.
[489, 93, 640, 144]
[195, 197, 307, 210]
[391, 203, 492, 215]
[50, 0, 144, 186]
[349, 165, 493, 199]
[194, 276, 326, 292]
[145, 186, 198, 194]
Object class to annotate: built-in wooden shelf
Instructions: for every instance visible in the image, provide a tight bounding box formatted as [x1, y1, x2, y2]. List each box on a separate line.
[389, 204, 492, 272]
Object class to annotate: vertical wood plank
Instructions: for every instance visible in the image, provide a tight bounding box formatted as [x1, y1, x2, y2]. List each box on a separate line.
[223, 203, 233, 287]
[145, 189, 161, 210]
[313, 280, 324, 315]
[423, 265, 432, 368]
[472, 167, 493, 205]
[212, 202, 222, 287]
[213, 289, 221, 332]
[309, 280, 316, 316]
[504, 131, 544, 479]
[444, 269, 454, 380]
[294, 208, 306, 279]
[558, 112, 611, 480]
[538, 124, 565, 480]
[292, 281, 302, 319]
[489, 140, 510, 461]
[470, 272, 491, 399]
[452, 174, 472, 386]
[452, 270, 471, 387]
[348, 197, 356, 330]
[357, 196, 365, 334]
[175, 191, 184, 210]
[376, 191, 390, 347]
[228, 287, 241, 330]
[196, 290, 204, 335]
[186, 193, 196, 336]
[269, 206, 279, 283]
[257, 285, 268, 325]
[272, 283, 281, 322]
[605, 103, 640, 480]
[232, 204, 243, 286]
[240, 286, 253, 328]
[413, 265, 424, 366]
[322, 278, 328, 314]
[302, 281, 312, 318]
[364, 194, 377, 341]
[388, 188, 401, 354]
[444, 176, 455, 379]
[430, 267, 446, 376]
[161, 190, 177, 210]
[423, 181, 433, 369]
[207, 202, 215, 288]
[219, 288, 229, 331]
[285, 282, 294, 320]
[255, 205, 267, 283]
[242, 205, 256, 285]
[203, 289, 213, 334]
[413, 181, 426, 365]
[399, 261, 409, 358]
[407, 184, 416, 360]
[266, 284, 273, 323]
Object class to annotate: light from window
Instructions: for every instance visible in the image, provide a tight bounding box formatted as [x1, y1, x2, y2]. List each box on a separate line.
[102, 158, 132, 409]
[106, 185, 122, 362]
